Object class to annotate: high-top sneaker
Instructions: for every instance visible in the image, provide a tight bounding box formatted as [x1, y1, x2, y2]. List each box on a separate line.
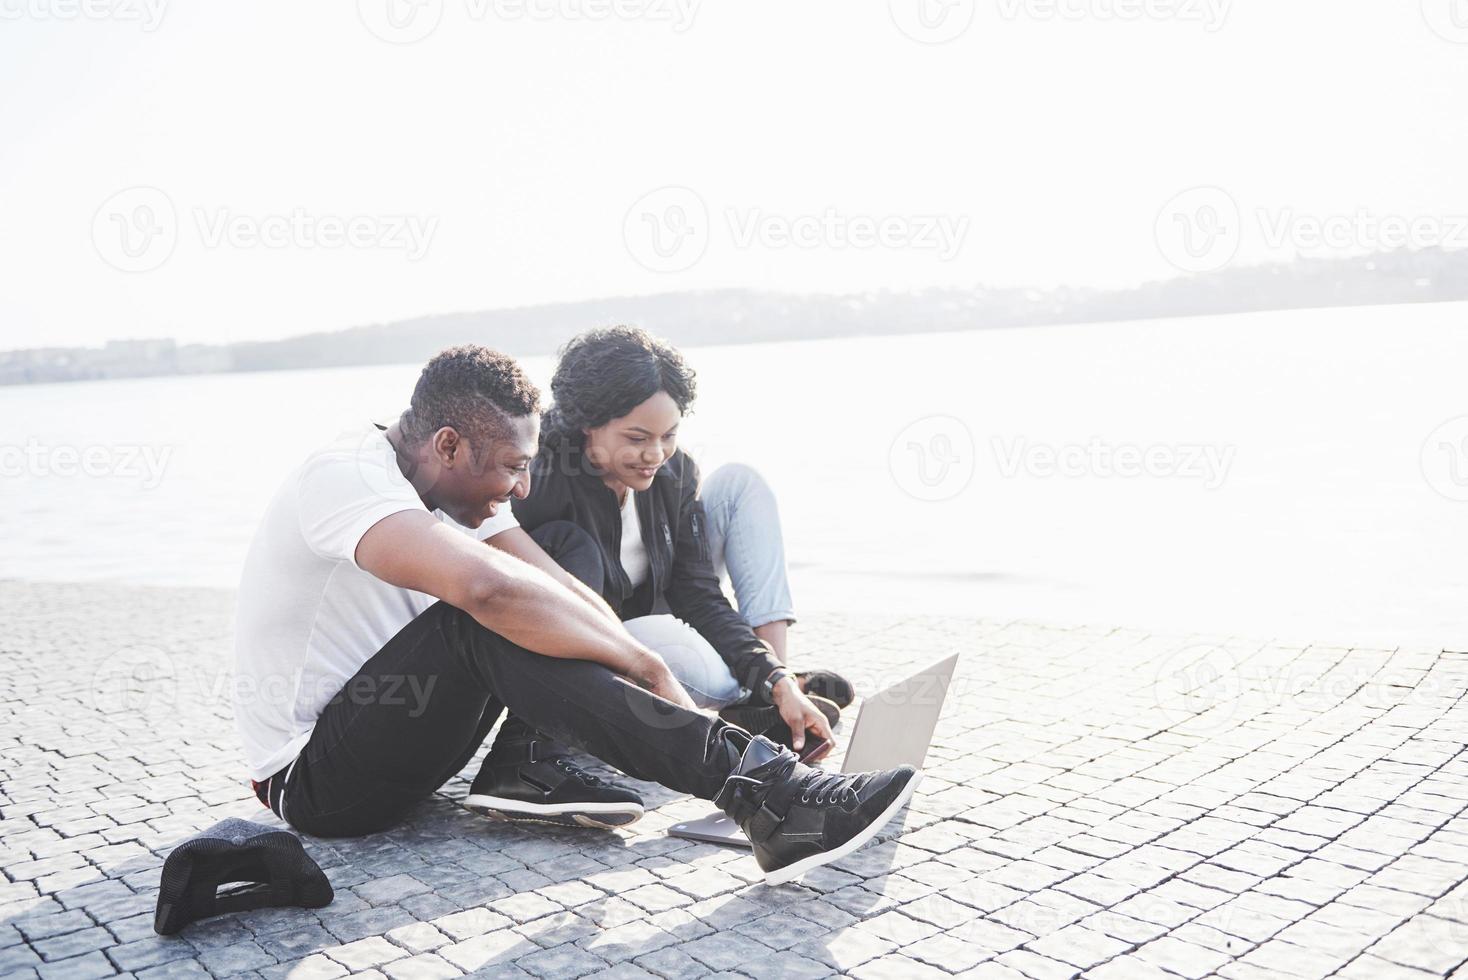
[797, 669, 855, 708]
[465, 718, 643, 830]
[713, 732, 921, 885]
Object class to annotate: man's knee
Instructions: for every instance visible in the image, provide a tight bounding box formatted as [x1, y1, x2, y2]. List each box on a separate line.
[528, 520, 605, 592]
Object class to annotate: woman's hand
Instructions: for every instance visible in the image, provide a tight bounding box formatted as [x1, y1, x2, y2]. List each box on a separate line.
[771, 676, 834, 762]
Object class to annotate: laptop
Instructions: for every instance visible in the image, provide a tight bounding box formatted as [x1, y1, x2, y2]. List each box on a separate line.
[668, 652, 959, 847]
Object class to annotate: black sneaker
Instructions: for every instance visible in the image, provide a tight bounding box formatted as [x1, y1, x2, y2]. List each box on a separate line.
[797, 670, 854, 708]
[718, 695, 840, 751]
[465, 725, 643, 830]
[714, 733, 921, 885]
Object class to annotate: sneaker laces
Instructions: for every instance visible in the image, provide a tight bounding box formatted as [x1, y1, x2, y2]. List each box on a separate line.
[552, 757, 602, 787]
[796, 770, 866, 807]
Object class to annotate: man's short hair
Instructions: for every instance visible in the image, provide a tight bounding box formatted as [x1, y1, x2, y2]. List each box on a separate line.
[400, 345, 541, 447]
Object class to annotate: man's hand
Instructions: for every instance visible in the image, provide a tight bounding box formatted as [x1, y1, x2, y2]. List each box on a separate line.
[627, 651, 698, 712]
[771, 676, 834, 762]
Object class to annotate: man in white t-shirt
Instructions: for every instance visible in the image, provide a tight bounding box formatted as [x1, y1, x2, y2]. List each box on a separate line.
[232, 344, 921, 885]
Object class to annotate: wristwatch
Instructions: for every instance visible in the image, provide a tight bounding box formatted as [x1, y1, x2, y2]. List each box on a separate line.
[761, 667, 793, 703]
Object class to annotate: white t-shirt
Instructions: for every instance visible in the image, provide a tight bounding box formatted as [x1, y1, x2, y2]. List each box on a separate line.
[232, 421, 518, 780]
[619, 489, 650, 588]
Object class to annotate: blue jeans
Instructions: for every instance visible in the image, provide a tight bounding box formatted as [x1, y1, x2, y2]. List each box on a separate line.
[633, 463, 796, 709]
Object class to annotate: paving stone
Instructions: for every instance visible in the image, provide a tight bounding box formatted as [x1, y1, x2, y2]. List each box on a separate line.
[257, 924, 337, 963]
[1132, 935, 1231, 978]
[903, 932, 993, 972]
[107, 937, 196, 973]
[437, 931, 527, 973]
[354, 876, 431, 908]
[791, 929, 897, 972]
[9, 587, 1468, 980]
[384, 923, 450, 955]
[36, 950, 118, 980]
[378, 953, 461, 980]
[35, 927, 115, 963]
[513, 943, 605, 979]
[857, 909, 941, 945]
[134, 958, 211, 980]
[326, 938, 409, 973]
[1024, 924, 1129, 968]
[432, 909, 513, 943]
[850, 953, 951, 979]
[196, 941, 277, 977]
[1368, 914, 1468, 974]
[578, 920, 677, 964]
[755, 952, 837, 979]
[511, 912, 598, 949]
[17, 910, 98, 943]
[258, 954, 347, 980]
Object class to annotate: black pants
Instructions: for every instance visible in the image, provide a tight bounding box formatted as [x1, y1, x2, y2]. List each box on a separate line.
[255, 522, 735, 837]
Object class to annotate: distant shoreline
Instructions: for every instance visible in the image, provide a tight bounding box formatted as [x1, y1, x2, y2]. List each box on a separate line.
[6, 246, 1467, 386]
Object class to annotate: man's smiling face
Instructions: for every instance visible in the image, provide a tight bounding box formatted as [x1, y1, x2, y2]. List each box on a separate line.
[430, 413, 539, 528]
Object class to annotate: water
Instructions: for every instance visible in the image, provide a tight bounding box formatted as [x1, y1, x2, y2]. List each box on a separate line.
[4, 302, 1466, 646]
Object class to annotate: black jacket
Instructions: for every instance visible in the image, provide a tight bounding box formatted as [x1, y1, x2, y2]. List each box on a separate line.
[511, 438, 782, 697]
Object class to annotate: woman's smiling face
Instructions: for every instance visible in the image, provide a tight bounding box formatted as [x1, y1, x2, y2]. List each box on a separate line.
[583, 390, 682, 493]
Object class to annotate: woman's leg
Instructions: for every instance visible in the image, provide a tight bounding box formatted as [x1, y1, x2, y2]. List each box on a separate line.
[623, 614, 747, 709]
[699, 463, 796, 662]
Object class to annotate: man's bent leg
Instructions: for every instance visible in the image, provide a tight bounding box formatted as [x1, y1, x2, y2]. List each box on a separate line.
[279, 600, 738, 837]
[437, 603, 735, 799]
[271, 607, 508, 837]
[466, 520, 648, 828]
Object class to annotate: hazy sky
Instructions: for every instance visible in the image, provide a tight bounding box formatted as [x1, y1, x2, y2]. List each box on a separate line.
[3, 0, 1466, 348]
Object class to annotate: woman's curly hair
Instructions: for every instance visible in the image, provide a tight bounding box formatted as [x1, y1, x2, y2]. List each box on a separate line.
[542, 325, 697, 449]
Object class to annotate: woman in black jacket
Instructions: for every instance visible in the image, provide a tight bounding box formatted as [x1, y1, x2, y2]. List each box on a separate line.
[510, 326, 852, 755]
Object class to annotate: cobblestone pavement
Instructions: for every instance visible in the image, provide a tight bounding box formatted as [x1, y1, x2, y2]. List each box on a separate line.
[4, 580, 1468, 980]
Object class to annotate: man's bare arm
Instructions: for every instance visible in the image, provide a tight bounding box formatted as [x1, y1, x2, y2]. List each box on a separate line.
[483, 526, 621, 627]
[354, 511, 694, 707]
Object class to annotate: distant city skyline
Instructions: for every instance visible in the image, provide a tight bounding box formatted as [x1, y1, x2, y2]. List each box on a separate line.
[3, 2, 1467, 348]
